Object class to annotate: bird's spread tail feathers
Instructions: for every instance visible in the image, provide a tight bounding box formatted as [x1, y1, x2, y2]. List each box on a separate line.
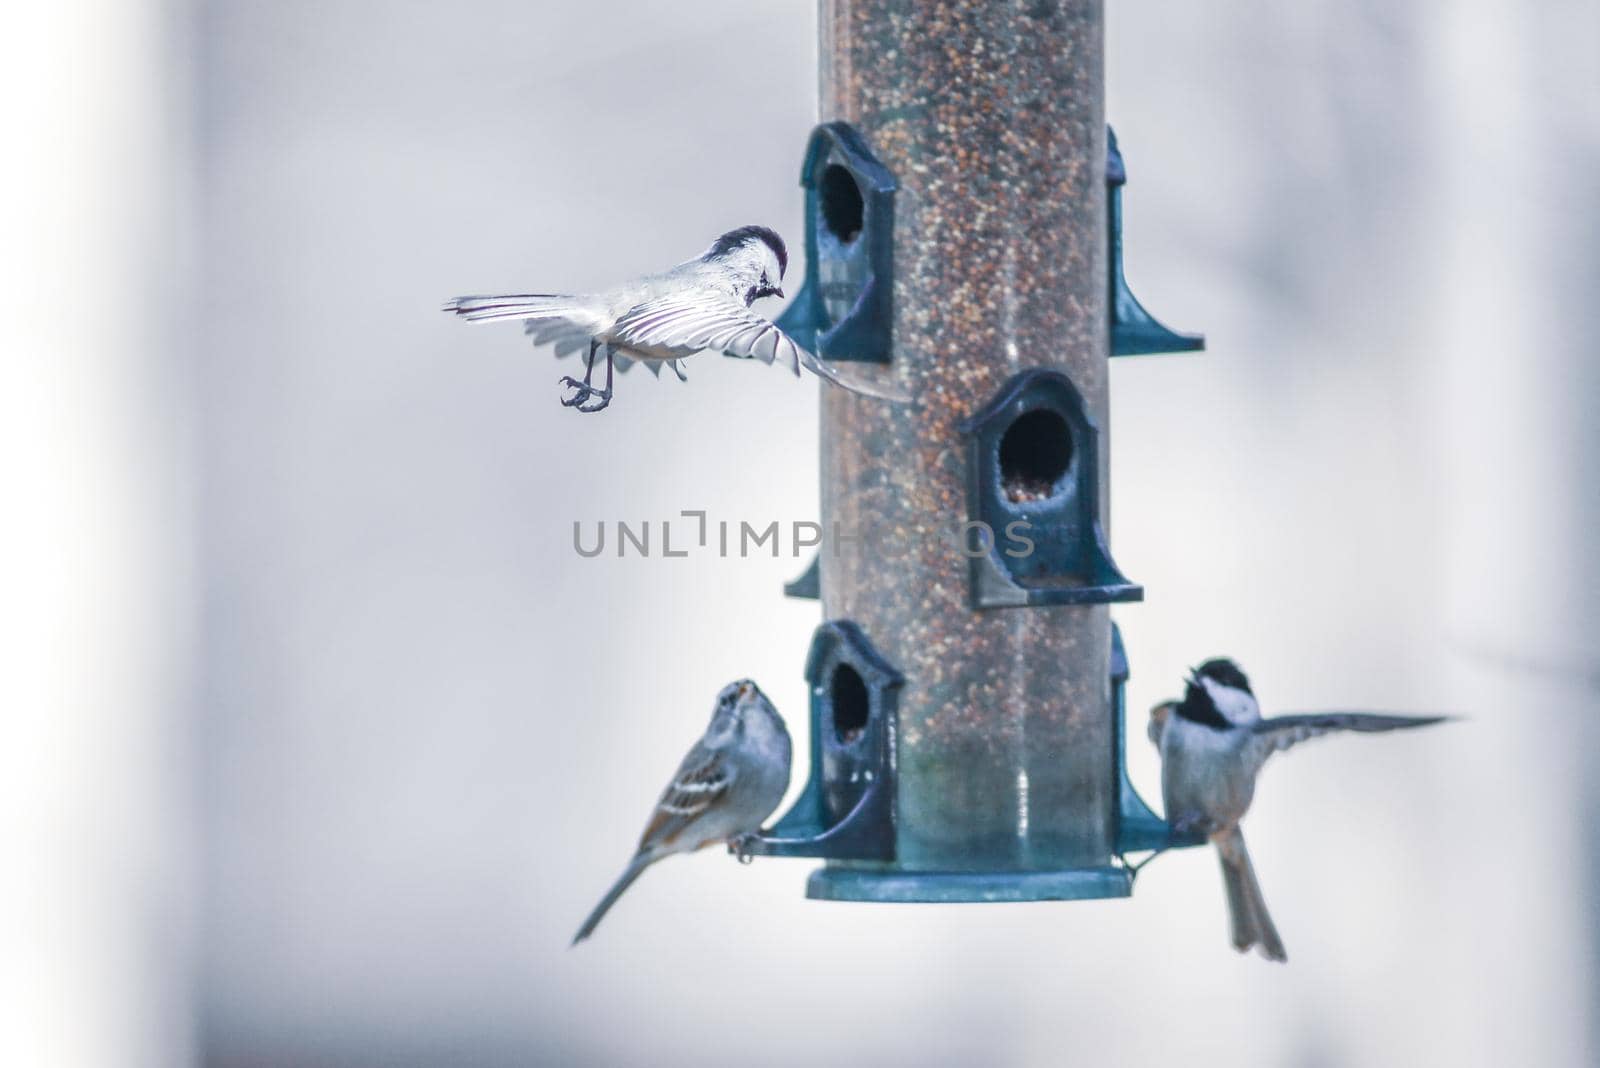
[571, 853, 656, 946]
[1215, 826, 1286, 962]
[444, 293, 593, 325]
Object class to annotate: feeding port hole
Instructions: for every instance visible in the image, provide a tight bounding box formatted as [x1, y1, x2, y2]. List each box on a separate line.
[831, 662, 870, 746]
[820, 164, 865, 244]
[999, 409, 1073, 504]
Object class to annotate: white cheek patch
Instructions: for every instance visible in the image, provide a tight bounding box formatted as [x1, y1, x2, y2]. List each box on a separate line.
[1202, 677, 1260, 725]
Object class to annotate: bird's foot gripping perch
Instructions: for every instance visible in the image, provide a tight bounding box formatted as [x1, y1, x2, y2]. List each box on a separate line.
[729, 833, 759, 865]
[1120, 846, 1170, 882]
[559, 340, 614, 413]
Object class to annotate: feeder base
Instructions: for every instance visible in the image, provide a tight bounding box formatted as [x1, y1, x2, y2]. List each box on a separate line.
[805, 865, 1131, 903]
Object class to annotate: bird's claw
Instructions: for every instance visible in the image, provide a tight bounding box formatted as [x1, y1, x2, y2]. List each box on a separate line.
[1120, 846, 1169, 881]
[729, 834, 759, 864]
[558, 376, 589, 406]
[559, 376, 612, 413]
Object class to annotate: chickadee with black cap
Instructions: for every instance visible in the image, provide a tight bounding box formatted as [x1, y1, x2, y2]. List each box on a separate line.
[1148, 658, 1447, 962]
[572, 679, 791, 945]
[445, 226, 901, 412]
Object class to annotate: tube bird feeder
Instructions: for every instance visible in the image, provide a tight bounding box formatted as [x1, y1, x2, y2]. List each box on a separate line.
[749, 0, 1203, 900]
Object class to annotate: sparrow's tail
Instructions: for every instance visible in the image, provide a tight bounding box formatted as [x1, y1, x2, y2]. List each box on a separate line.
[571, 853, 657, 946]
[1214, 825, 1286, 962]
[443, 293, 592, 325]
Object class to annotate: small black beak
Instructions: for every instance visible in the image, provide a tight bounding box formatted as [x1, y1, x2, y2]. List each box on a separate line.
[773, 286, 784, 300]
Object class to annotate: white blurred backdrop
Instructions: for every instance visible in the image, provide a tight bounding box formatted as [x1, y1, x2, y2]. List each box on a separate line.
[7, 1, 1597, 1066]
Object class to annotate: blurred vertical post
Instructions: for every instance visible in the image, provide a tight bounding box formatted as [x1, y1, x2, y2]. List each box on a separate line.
[0, 1, 193, 1065]
[816, 2, 1115, 884]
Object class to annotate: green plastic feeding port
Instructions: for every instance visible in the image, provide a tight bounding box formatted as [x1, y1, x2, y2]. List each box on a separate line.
[782, 555, 821, 600]
[1107, 126, 1205, 357]
[773, 121, 896, 363]
[744, 621, 899, 865]
[958, 370, 1142, 609]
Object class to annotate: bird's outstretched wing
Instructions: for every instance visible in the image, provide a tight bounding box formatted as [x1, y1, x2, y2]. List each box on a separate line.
[524, 315, 604, 360]
[795, 343, 908, 402]
[611, 293, 806, 371]
[637, 741, 736, 853]
[1244, 712, 1449, 776]
[611, 294, 907, 401]
[522, 315, 666, 376]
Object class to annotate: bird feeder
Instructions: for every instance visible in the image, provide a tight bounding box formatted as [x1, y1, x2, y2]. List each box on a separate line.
[747, 0, 1205, 900]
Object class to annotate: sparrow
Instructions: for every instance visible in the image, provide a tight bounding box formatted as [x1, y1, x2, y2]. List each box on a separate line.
[1148, 658, 1447, 962]
[444, 225, 900, 412]
[572, 679, 792, 945]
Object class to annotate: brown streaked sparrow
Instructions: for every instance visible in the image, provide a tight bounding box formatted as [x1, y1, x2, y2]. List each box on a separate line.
[572, 679, 792, 945]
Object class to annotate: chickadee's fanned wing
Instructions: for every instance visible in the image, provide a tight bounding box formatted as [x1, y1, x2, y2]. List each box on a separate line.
[637, 742, 735, 853]
[1244, 712, 1450, 776]
[610, 294, 908, 401]
[795, 346, 910, 403]
[611, 293, 806, 371]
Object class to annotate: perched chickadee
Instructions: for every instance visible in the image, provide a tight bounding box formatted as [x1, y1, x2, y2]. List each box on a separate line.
[1149, 658, 1447, 962]
[572, 679, 792, 945]
[445, 225, 900, 412]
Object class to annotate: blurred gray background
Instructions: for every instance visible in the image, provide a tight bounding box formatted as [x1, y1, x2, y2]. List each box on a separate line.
[10, 1, 1597, 1065]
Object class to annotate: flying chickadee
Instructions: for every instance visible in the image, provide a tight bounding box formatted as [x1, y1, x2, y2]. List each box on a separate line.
[1148, 658, 1447, 962]
[572, 679, 792, 945]
[444, 226, 901, 412]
